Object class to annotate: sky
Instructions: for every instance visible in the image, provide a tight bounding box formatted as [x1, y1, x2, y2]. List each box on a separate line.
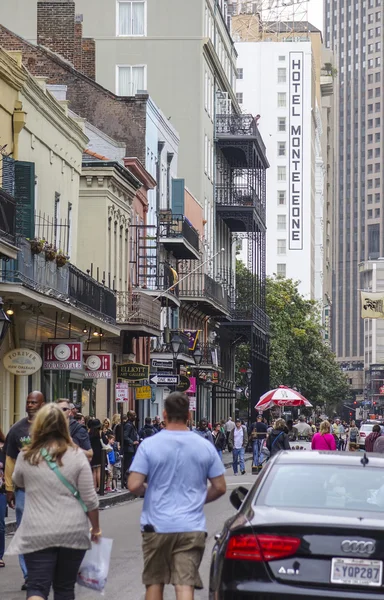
[308, 0, 323, 33]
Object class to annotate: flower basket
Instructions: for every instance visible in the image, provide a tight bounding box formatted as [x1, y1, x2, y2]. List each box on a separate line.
[45, 249, 57, 262]
[56, 254, 68, 268]
[30, 239, 44, 255]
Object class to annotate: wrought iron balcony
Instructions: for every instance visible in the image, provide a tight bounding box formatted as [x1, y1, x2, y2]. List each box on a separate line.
[199, 343, 221, 368]
[150, 330, 196, 365]
[159, 213, 200, 260]
[223, 301, 269, 334]
[0, 187, 17, 259]
[116, 290, 161, 337]
[216, 113, 266, 156]
[178, 270, 230, 317]
[0, 237, 116, 323]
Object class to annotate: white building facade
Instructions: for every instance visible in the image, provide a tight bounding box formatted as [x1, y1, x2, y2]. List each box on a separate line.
[236, 40, 317, 298]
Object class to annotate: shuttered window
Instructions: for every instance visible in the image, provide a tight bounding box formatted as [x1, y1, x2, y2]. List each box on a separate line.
[15, 161, 35, 239]
[171, 178, 185, 215]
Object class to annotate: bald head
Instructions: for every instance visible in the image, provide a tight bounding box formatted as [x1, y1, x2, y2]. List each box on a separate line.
[26, 391, 45, 420]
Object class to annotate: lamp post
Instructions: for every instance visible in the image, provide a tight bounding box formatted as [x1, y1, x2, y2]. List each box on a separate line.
[0, 297, 11, 346]
[206, 371, 213, 423]
[170, 332, 182, 387]
[246, 365, 253, 424]
[193, 346, 203, 422]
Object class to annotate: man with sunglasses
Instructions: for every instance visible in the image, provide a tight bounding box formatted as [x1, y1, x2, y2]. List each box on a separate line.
[56, 399, 93, 461]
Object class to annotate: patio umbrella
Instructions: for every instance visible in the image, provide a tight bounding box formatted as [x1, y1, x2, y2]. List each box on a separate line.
[255, 385, 312, 411]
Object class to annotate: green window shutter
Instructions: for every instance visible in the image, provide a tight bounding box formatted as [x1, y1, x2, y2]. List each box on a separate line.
[14, 161, 35, 239]
[171, 178, 185, 216]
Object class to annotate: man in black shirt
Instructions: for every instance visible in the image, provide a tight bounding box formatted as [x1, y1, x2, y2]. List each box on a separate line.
[249, 415, 268, 468]
[5, 391, 45, 589]
[56, 399, 93, 460]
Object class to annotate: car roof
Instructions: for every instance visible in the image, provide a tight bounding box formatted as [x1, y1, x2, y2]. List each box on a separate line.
[274, 450, 384, 468]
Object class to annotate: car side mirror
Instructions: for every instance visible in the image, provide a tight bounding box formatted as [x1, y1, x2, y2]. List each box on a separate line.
[230, 486, 249, 510]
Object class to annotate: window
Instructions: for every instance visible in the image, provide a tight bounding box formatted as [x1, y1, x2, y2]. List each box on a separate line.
[375, 177, 380, 187]
[376, 72, 381, 82]
[117, 65, 146, 95]
[375, 208, 381, 218]
[277, 215, 286, 230]
[277, 141, 286, 156]
[277, 263, 286, 276]
[204, 134, 208, 174]
[237, 68, 243, 79]
[277, 239, 286, 255]
[277, 166, 286, 181]
[278, 68, 286, 83]
[236, 92, 243, 104]
[277, 92, 286, 107]
[376, 193, 380, 202]
[278, 55, 285, 61]
[117, 1, 146, 36]
[278, 117, 286, 132]
[278, 191, 286, 205]
[368, 194, 373, 204]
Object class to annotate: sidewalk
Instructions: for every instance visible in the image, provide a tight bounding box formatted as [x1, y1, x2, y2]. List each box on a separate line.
[5, 451, 252, 534]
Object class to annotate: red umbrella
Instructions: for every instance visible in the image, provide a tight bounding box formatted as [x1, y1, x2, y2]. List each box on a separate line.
[255, 385, 312, 411]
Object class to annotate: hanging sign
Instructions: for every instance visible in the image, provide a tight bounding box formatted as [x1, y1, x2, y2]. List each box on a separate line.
[3, 348, 42, 376]
[43, 342, 82, 370]
[177, 375, 191, 393]
[84, 353, 112, 379]
[183, 330, 200, 351]
[361, 291, 384, 319]
[115, 382, 129, 403]
[117, 362, 149, 381]
[189, 397, 196, 411]
[288, 51, 304, 251]
[136, 385, 152, 400]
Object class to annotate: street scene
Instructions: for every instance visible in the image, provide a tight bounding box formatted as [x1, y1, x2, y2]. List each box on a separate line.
[1, 0, 384, 598]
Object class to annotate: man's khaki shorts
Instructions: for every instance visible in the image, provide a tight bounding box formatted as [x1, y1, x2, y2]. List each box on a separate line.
[142, 531, 206, 588]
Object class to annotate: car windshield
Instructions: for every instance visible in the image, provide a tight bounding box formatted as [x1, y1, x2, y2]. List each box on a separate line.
[257, 464, 384, 512]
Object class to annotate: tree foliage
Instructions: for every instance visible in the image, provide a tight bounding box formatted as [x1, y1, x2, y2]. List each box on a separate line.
[266, 276, 349, 414]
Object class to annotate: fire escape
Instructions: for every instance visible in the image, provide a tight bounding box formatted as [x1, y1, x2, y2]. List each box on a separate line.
[215, 112, 270, 417]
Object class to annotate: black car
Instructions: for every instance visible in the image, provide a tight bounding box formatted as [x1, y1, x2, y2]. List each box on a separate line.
[210, 451, 384, 599]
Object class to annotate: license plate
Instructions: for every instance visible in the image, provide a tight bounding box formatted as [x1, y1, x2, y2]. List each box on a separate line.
[331, 558, 382, 587]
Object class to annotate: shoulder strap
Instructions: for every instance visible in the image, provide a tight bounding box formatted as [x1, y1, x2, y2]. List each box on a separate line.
[40, 448, 88, 513]
[271, 431, 283, 448]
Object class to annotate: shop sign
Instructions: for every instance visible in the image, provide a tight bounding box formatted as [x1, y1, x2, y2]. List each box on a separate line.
[136, 385, 152, 400]
[188, 377, 196, 394]
[117, 362, 149, 381]
[177, 375, 191, 393]
[3, 348, 42, 376]
[115, 382, 129, 403]
[84, 353, 112, 379]
[43, 342, 82, 370]
[189, 397, 196, 411]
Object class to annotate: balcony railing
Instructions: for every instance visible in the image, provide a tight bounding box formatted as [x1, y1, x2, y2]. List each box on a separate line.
[228, 302, 269, 332]
[0, 237, 116, 323]
[159, 213, 200, 259]
[116, 290, 161, 332]
[215, 114, 266, 155]
[178, 270, 230, 315]
[199, 343, 221, 368]
[0, 188, 17, 247]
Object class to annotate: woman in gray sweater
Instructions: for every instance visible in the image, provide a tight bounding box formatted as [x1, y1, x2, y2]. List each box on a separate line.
[7, 403, 100, 600]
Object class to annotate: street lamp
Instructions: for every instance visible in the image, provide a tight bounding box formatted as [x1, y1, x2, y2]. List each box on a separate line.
[171, 332, 183, 377]
[246, 366, 253, 384]
[246, 365, 253, 424]
[0, 297, 11, 345]
[193, 346, 203, 423]
[193, 346, 203, 366]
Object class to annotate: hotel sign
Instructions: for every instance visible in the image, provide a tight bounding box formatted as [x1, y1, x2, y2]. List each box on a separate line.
[289, 52, 304, 250]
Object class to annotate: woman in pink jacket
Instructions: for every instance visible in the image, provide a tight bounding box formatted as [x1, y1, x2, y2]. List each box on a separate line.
[311, 420, 337, 451]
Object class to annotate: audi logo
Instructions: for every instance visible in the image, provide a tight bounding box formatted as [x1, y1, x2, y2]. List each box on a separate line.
[341, 540, 376, 555]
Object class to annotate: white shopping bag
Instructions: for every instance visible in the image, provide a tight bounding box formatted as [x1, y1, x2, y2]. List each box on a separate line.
[77, 537, 113, 594]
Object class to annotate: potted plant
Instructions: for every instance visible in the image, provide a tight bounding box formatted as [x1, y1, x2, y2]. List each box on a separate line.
[44, 242, 57, 262]
[56, 250, 69, 267]
[29, 237, 45, 255]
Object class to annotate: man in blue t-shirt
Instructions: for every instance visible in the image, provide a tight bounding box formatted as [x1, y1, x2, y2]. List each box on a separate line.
[128, 392, 226, 599]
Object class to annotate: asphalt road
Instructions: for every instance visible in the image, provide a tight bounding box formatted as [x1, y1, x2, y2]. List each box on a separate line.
[2, 465, 255, 600]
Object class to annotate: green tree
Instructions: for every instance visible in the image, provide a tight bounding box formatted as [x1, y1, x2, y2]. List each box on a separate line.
[266, 276, 349, 414]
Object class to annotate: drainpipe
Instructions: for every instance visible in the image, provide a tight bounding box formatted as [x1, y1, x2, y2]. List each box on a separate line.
[13, 101, 27, 160]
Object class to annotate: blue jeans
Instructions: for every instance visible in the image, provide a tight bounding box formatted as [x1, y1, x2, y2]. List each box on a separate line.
[233, 447, 245, 474]
[24, 547, 86, 600]
[15, 489, 27, 579]
[253, 439, 263, 466]
[0, 493, 6, 560]
[216, 449, 223, 460]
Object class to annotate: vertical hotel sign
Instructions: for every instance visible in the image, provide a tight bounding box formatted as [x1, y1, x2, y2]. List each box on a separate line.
[289, 52, 304, 250]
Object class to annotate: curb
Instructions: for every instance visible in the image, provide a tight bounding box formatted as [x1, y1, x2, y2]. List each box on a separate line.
[5, 455, 253, 534]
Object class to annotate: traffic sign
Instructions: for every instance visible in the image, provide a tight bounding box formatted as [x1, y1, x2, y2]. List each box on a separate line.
[151, 358, 173, 369]
[149, 373, 179, 386]
[115, 382, 129, 403]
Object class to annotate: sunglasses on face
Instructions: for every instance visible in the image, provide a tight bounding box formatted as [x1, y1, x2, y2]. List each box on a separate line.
[61, 407, 70, 412]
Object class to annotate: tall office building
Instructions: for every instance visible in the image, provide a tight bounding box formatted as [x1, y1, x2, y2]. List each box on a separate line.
[324, 0, 383, 394]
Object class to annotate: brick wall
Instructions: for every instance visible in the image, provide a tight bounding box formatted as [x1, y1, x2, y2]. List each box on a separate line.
[0, 25, 148, 165]
[37, 0, 75, 64]
[73, 14, 83, 73]
[81, 38, 95, 80]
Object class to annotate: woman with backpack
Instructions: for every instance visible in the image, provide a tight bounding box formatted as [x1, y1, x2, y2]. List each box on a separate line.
[266, 418, 291, 457]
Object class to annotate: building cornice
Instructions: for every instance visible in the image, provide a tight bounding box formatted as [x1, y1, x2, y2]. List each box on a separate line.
[0, 48, 27, 92]
[124, 158, 157, 190]
[82, 161, 142, 191]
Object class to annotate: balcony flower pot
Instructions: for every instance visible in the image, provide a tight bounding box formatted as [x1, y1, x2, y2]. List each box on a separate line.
[29, 239, 44, 255]
[45, 249, 56, 262]
[56, 252, 68, 268]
